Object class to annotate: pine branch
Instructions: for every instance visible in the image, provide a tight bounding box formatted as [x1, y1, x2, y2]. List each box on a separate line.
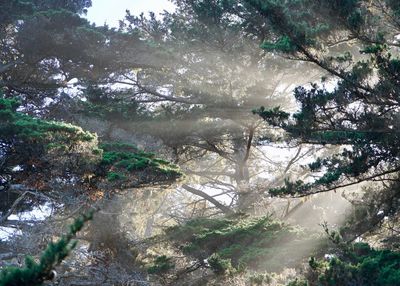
[0, 212, 94, 286]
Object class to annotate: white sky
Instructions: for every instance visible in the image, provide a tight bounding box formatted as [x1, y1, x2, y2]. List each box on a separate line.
[86, 0, 176, 27]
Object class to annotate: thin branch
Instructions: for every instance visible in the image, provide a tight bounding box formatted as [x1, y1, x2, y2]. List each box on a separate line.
[294, 167, 400, 198]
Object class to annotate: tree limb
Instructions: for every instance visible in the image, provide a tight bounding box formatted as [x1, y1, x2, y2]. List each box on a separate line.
[181, 184, 235, 215]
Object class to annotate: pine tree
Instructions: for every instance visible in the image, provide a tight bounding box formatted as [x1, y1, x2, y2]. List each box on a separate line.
[219, 1, 400, 284]
[236, 0, 400, 200]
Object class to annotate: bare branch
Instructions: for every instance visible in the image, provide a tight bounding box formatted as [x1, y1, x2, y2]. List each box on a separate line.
[181, 184, 235, 215]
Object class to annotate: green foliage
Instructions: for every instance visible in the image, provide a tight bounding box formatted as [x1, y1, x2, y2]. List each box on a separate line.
[32, 0, 92, 14]
[0, 0, 119, 112]
[82, 86, 147, 122]
[0, 212, 93, 286]
[253, 106, 290, 127]
[0, 96, 100, 184]
[0, 0, 34, 25]
[0, 96, 180, 188]
[106, 172, 126, 182]
[147, 255, 175, 275]
[100, 142, 181, 182]
[255, 61, 400, 195]
[164, 215, 314, 272]
[308, 243, 400, 286]
[269, 179, 311, 196]
[207, 253, 235, 275]
[0, 97, 96, 144]
[244, 0, 334, 52]
[360, 44, 385, 54]
[245, 0, 400, 198]
[0, 0, 92, 17]
[261, 36, 297, 53]
[248, 273, 272, 285]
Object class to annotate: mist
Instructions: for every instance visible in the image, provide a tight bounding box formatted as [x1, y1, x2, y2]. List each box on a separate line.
[1, 1, 394, 285]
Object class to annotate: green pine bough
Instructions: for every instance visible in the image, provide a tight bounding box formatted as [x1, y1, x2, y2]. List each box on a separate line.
[100, 142, 182, 182]
[0, 212, 93, 286]
[307, 228, 400, 286]
[0, 97, 96, 145]
[153, 215, 316, 275]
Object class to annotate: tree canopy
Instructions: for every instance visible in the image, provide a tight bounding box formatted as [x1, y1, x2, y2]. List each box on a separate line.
[2, 1, 400, 286]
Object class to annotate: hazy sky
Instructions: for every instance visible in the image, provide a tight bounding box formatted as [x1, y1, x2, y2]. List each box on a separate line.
[86, 0, 176, 27]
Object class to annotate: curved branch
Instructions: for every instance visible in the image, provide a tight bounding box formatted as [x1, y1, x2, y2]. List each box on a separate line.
[181, 184, 235, 215]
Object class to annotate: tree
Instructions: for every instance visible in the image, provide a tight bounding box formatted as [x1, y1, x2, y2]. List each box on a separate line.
[0, 2, 185, 285]
[0, 1, 92, 105]
[8, 1, 400, 285]
[74, 0, 323, 218]
[241, 0, 400, 198]
[0, 95, 99, 190]
[146, 214, 318, 283]
[0, 0, 156, 116]
[232, 0, 400, 284]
